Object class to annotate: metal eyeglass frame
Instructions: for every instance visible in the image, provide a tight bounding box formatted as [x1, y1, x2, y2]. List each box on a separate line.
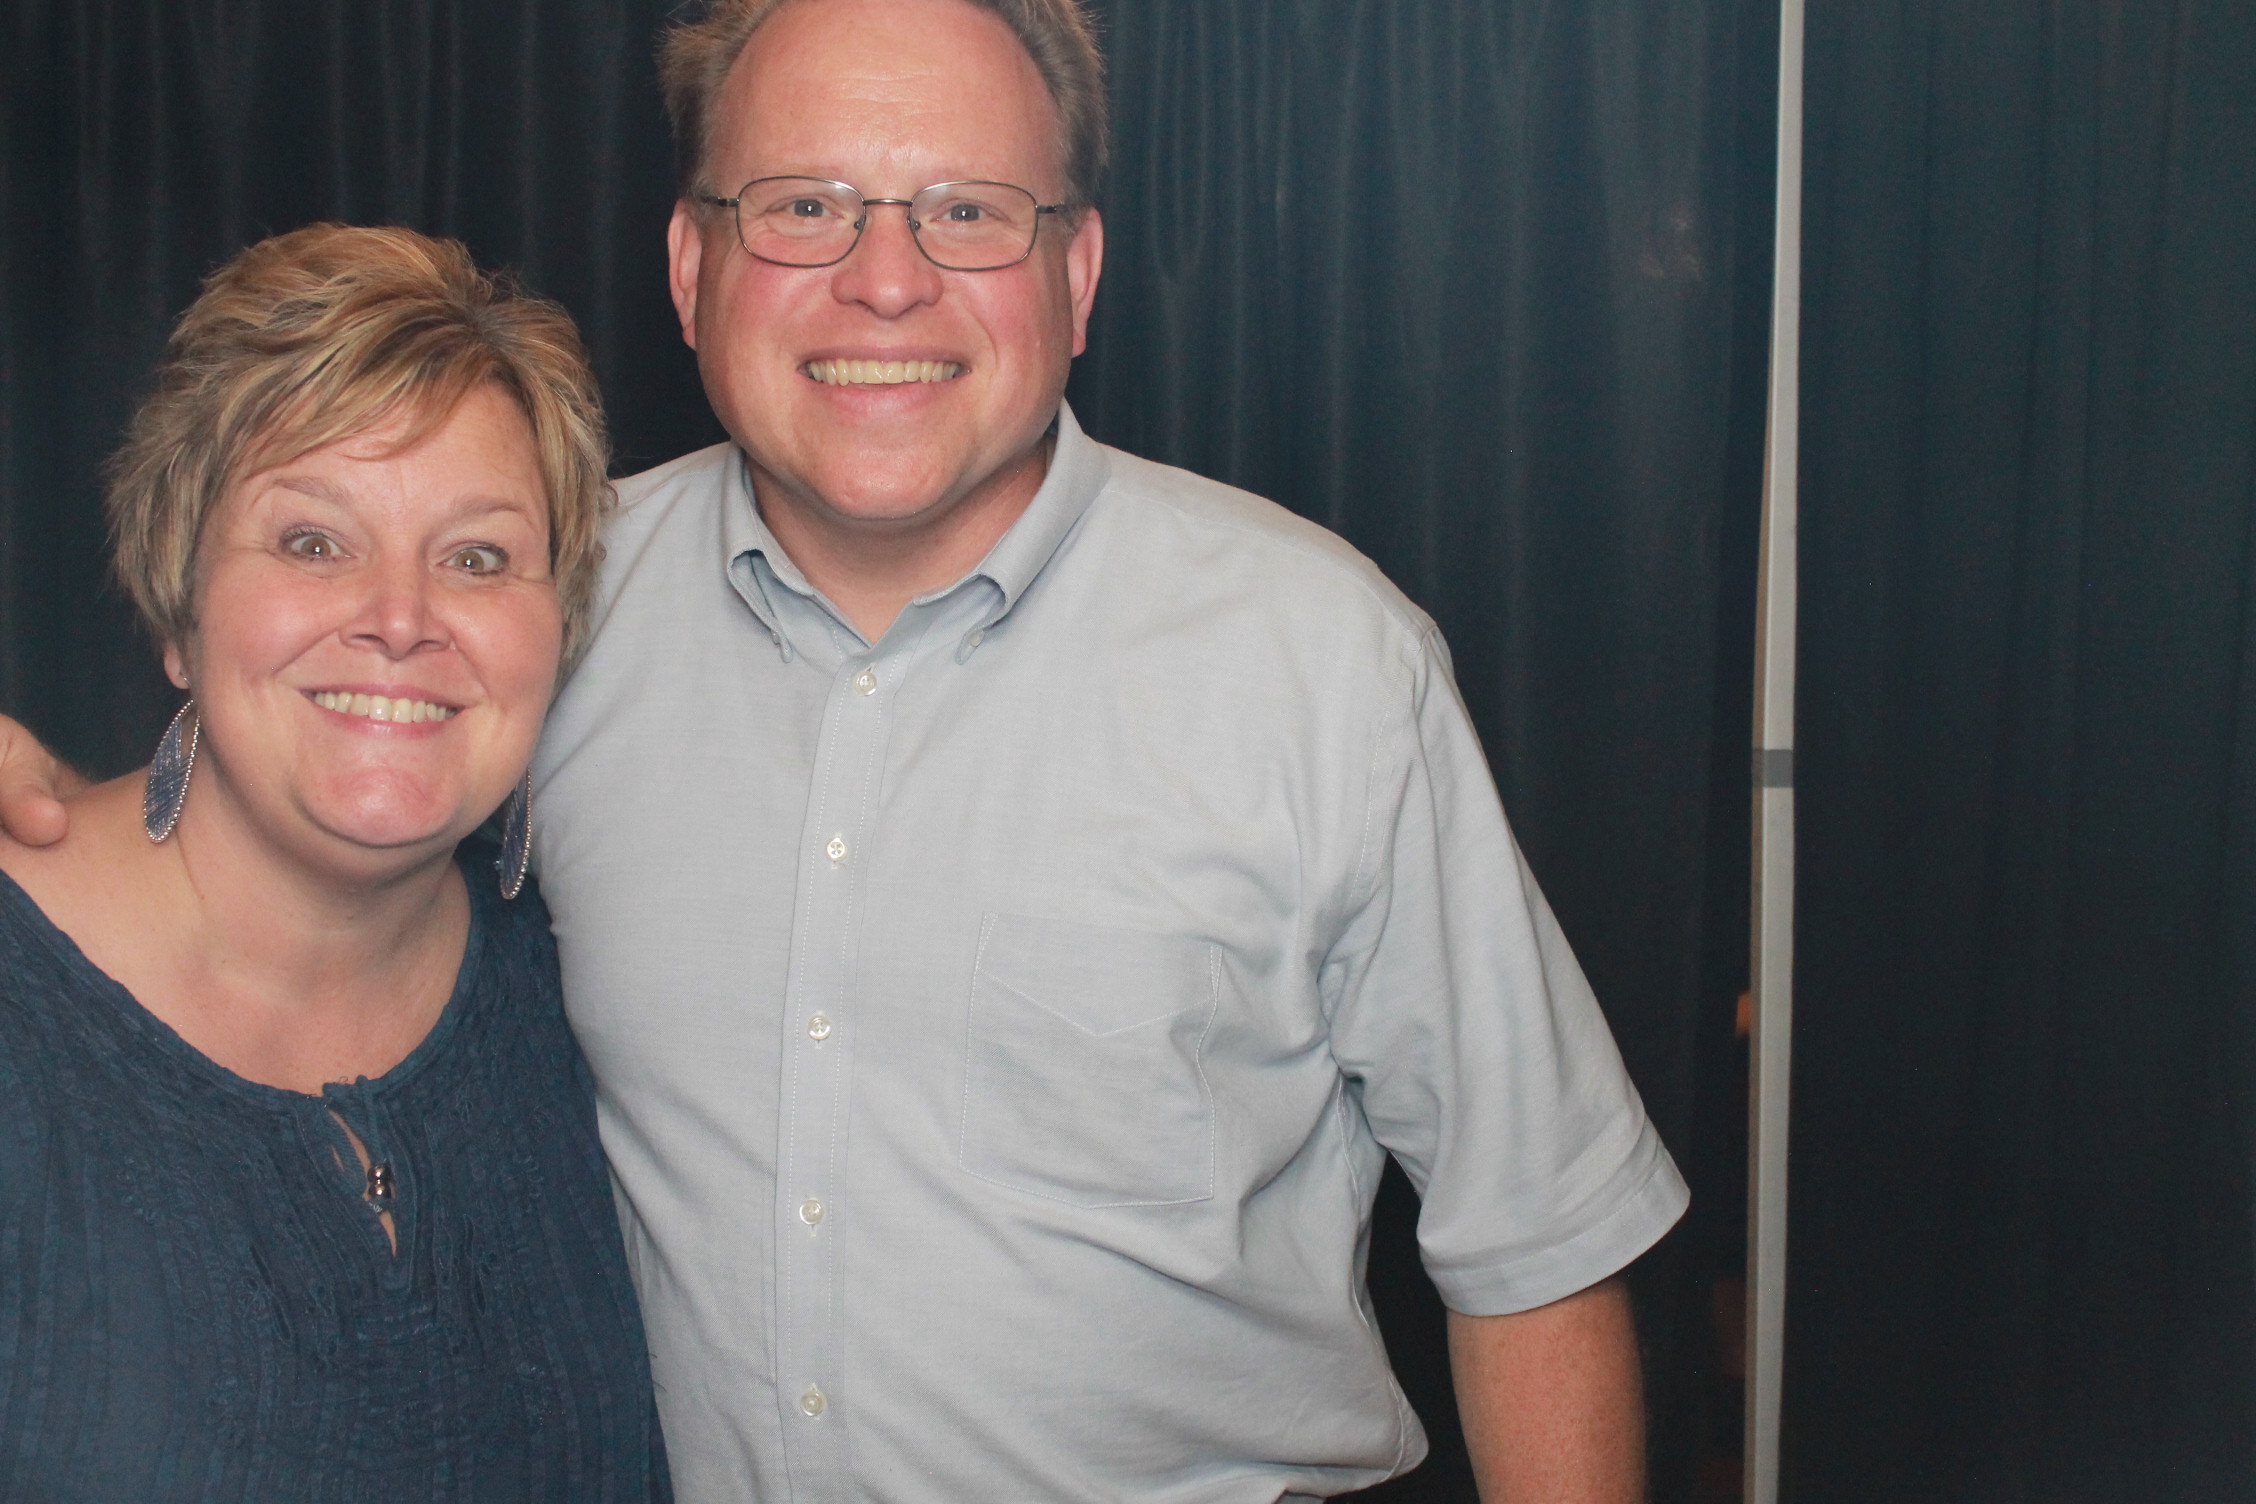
[697, 176, 1071, 271]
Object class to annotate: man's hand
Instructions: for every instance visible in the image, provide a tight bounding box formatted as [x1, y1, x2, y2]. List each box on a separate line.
[1449, 1276, 1646, 1504]
[0, 714, 83, 846]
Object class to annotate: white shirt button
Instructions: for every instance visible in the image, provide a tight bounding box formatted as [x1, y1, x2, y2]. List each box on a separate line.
[808, 1013, 833, 1041]
[799, 1386, 826, 1418]
[853, 666, 878, 695]
[965, 627, 986, 649]
[799, 1197, 825, 1226]
[825, 835, 848, 863]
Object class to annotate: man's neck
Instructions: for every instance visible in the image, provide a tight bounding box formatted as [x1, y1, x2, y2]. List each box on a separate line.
[749, 437, 1054, 642]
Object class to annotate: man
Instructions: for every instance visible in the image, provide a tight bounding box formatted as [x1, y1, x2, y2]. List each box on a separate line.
[1, 0, 1686, 1498]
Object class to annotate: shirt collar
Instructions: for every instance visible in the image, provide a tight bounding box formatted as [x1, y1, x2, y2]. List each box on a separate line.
[719, 448, 803, 633]
[720, 400, 1110, 652]
[959, 400, 1109, 624]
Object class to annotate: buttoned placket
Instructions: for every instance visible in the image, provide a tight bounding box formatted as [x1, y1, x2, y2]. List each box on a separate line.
[767, 580, 997, 1501]
[771, 640, 879, 1501]
[729, 523, 1014, 1497]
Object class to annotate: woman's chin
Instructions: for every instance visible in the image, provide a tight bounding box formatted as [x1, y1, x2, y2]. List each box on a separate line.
[299, 785, 489, 859]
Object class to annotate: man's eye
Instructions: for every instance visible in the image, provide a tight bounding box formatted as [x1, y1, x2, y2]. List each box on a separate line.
[282, 531, 341, 560]
[788, 198, 830, 219]
[451, 545, 508, 574]
[944, 202, 985, 222]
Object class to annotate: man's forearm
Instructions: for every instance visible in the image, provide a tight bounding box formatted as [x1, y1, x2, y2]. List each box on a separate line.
[1447, 1277, 1646, 1504]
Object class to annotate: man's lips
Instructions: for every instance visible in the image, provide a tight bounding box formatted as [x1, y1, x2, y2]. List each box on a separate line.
[802, 358, 964, 386]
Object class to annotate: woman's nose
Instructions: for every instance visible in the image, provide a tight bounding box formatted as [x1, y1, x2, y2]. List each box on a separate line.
[346, 556, 447, 658]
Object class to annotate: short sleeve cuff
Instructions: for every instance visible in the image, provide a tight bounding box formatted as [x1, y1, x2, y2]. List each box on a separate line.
[1422, 1126, 1691, 1316]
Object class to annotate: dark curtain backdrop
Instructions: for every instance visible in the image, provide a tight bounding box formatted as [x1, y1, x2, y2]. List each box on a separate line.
[0, 2, 1772, 1499]
[1788, 0, 2256, 1498]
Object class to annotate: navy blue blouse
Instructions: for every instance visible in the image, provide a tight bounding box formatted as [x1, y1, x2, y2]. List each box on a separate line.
[0, 858, 670, 1502]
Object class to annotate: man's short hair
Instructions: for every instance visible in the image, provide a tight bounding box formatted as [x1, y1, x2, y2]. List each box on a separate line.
[106, 223, 614, 666]
[658, 0, 1109, 212]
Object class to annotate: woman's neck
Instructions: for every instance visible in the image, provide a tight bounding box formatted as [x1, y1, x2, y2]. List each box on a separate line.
[1, 771, 470, 1094]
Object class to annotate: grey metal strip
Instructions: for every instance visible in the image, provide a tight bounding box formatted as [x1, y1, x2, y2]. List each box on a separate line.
[1746, 0, 1805, 1498]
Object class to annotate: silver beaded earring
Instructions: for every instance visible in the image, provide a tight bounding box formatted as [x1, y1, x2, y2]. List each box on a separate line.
[144, 700, 199, 843]
[496, 771, 533, 899]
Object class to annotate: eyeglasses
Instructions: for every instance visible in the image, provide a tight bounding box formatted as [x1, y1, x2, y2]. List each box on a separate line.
[697, 177, 1071, 272]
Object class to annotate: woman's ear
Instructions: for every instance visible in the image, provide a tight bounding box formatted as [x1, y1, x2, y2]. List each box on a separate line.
[162, 641, 189, 691]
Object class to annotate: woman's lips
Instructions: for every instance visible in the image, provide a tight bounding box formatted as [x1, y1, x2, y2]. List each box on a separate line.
[310, 690, 458, 724]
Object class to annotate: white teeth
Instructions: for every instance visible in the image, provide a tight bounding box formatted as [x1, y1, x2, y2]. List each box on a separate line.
[806, 358, 963, 386]
[314, 691, 455, 723]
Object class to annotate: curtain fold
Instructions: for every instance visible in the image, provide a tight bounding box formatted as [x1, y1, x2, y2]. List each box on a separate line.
[1789, 0, 2256, 1496]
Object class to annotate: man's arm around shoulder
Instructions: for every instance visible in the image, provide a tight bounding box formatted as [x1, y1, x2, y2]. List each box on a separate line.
[0, 715, 84, 846]
[1449, 1275, 1647, 1504]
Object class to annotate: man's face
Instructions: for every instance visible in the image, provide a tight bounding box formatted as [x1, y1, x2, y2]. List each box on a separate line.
[667, 0, 1103, 535]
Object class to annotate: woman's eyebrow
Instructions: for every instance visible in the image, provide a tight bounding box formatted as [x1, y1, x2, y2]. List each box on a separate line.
[448, 496, 544, 520]
[261, 479, 536, 522]
[266, 474, 352, 506]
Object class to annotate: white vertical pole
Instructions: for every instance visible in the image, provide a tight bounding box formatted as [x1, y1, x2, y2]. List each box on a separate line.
[1746, 0, 1804, 1497]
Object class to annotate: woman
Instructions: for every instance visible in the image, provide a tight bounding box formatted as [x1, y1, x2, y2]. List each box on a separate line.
[0, 225, 669, 1499]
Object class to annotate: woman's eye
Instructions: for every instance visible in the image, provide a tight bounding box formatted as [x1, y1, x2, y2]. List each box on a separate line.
[451, 545, 508, 574]
[282, 530, 341, 560]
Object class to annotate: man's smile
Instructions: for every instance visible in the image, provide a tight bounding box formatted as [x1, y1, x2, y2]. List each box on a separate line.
[802, 358, 965, 385]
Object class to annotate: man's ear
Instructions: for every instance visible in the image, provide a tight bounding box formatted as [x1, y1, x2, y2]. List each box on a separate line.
[667, 200, 706, 351]
[1065, 206, 1104, 358]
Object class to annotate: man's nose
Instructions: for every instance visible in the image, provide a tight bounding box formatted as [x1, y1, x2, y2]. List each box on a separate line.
[831, 202, 944, 317]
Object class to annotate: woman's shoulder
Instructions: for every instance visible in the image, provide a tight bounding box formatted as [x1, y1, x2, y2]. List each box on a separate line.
[0, 826, 129, 1053]
[427, 859, 605, 1156]
[0, 860, 100, 1212]
[461, 847, 562, 986]
[0, 781, 193, 1214]
[448, 853, 578, 1062]
[0, 775, 163, 968]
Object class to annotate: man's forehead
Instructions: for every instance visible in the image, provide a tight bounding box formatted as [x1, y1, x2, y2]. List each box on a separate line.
[707, 0, 1062, 185]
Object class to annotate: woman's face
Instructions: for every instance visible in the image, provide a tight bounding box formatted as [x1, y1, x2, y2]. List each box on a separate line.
[172, 383, 562, 880]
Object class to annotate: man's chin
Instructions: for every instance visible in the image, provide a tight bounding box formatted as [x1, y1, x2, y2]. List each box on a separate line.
[752, 448, 977, 529]
[744, 407, 1054, 537]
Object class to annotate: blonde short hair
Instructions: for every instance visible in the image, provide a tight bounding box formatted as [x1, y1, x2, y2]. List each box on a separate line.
[658, 0, 1107, 212]
[105, 223, 613, 666]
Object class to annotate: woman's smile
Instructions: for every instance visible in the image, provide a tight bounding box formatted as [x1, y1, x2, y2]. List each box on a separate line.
[307, 689, 463, 725]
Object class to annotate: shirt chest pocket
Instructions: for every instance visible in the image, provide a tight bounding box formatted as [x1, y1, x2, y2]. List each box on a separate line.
[959, 914, 1219, 1208]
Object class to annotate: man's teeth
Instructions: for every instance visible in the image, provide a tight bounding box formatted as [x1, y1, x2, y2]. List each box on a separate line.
[312, 691, 457, 724]
[805, 359, 963, 386]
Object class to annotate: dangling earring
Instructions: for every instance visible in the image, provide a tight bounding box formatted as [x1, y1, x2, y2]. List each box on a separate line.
[144, 700, 199, 843]
[496, 770, 533, 899]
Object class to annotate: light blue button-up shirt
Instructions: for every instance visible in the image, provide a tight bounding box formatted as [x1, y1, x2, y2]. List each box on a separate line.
[534, 404, 1687, 1502]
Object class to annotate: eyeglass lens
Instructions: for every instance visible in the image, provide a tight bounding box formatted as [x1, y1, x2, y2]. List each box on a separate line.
[734, 178, 1044, 270]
